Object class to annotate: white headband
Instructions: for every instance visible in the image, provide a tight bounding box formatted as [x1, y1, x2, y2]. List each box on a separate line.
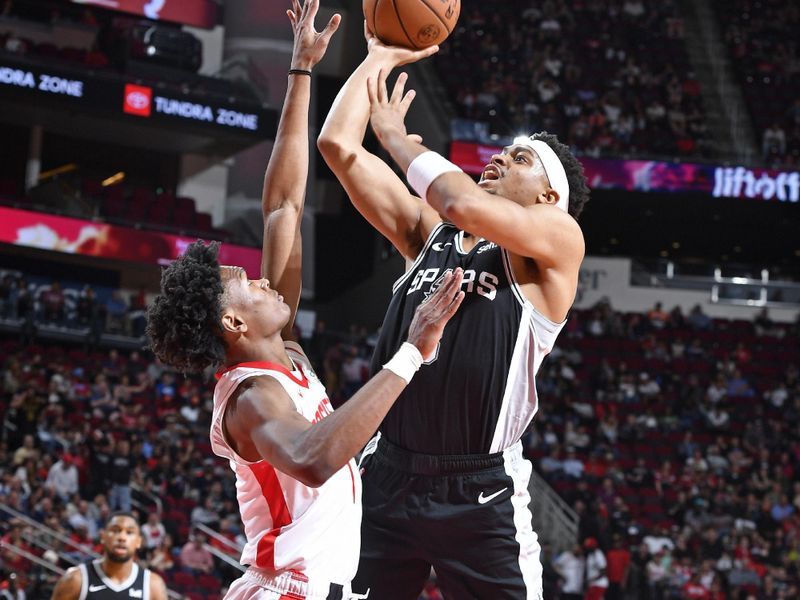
[514, 137, 570, 213]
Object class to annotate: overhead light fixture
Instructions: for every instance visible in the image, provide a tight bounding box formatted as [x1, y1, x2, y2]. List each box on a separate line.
[38, 163, 78, 181]
[102, 172, 125, 187]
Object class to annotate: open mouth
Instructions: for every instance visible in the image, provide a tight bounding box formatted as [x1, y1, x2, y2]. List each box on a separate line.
[480, 165, 501, 182]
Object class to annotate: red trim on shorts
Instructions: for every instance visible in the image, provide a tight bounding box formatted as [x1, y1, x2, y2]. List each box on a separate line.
[215, 361, 309, 388]
[249, 462, 293, 570]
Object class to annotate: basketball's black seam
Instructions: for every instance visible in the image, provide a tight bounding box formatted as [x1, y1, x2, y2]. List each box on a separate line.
[390, 0, 420, 49]
[367, 0, 381, 38]
[418, 0, 454, 33]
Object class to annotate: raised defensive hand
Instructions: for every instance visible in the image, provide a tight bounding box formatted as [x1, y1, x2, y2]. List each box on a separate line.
[406, 268, 465, 360]
[287, 0, 341, 70]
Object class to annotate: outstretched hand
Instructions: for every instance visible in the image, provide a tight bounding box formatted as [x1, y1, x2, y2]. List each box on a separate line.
[364, 21, 439, 67]
[406, 268, 465, 360]
[367, 70, 422, 145]
[288, 0, 341, 70]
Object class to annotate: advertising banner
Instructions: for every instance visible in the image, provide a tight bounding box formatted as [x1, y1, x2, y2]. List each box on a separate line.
[449, 141, 800, 203]
[0, 206, 262, 276]
[0, 57, 272, 137]
[70, 0, 218, 29]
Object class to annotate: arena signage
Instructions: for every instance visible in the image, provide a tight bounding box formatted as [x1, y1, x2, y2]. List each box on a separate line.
[0, 206, 261, 276]
[0, 66, 85, 98]
[69, 0, 218, 29]
[712, 167, 800, 202]
[449, 141, 800, 203]
[121, 83, 261, 131]
[0, 58, 271, 138]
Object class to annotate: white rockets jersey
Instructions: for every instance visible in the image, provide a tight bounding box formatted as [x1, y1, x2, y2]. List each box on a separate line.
[210, 341, 362, 583]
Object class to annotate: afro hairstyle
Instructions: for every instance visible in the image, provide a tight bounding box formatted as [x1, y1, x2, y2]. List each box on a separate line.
[146, 240, 227, 373]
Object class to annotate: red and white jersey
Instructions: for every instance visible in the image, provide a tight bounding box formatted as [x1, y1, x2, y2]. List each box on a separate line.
[210, 341, 362, 584]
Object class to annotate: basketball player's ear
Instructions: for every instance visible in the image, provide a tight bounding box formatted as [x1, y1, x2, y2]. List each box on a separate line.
[221, 310, 248, 335]
[539, 189, 560, 206]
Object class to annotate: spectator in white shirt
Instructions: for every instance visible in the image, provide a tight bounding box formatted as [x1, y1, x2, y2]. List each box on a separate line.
[553, 543, 585, 600]
[142, 512, 167, 550]
[584, 537, 609, 600]
[45, 454, 79, 501]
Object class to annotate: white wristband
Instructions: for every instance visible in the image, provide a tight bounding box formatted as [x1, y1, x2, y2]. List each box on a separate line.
[407, 151, 463, 202]
[382, 342, 423, 384]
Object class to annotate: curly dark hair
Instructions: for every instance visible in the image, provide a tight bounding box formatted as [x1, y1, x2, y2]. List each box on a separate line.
[530, 131, 591, 220]
[146, 240, 227, 373]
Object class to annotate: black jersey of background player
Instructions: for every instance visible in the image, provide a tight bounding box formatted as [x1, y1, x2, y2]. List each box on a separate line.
[371, 222, 565, 455]
[78, 559, 150, 599]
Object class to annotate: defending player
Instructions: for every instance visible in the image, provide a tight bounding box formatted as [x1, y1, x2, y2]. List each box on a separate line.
[146, 3, 464, 599]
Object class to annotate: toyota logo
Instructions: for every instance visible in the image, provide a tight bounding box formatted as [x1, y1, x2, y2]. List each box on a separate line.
[127, 91, 150, 109]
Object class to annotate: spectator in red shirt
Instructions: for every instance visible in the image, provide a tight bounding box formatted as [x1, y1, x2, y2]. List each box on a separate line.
[606, 535, 631, 600]
[681, 572, 710, 600]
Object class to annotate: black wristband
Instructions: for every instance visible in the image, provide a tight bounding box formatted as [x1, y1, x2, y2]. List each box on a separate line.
[288, 68, 312, 77]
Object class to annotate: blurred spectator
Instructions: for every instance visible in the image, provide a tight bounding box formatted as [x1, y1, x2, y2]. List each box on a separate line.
[339, 346, 368, 400]
[179, 532, 214, 575]
[105, 291, 128, 334]
[39, 282, 65, 323]
[606, 535, 631, 600]
[762, 122, 786, 159]
[148, 533, 175, 573]
[553, 542, 585, 600]
[44, 453, 78, 501]
[562, 447, 585, 480]
[108, 439, 133, 512]
[141, 512, 166, 551]
[12, 434, 38, 466]
[190, 497, 220, 529]
[67, 499, 99, 540]
[688, 304, 712, 330]
[584, 537, 609, 600]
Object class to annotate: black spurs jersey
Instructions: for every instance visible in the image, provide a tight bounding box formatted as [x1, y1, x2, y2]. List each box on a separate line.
[371, 222, 566, 455]
[78, 560, 150, 599]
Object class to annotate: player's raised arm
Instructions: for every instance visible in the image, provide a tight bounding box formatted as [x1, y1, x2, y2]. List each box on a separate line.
[317, 26, 441, 260]
[367, 69, 586, 274]
[262, 0, 340, 339]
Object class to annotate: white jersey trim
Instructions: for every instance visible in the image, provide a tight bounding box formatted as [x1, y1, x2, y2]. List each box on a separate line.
[500, 248, 566, 350]
[92, 560, 140, 592]
[490, 250, 567, 452]
[78, 563, 88, 600]
[392, 221, 447, 294]
[503, 449, 544, 600]
[143, 569, 151, 600]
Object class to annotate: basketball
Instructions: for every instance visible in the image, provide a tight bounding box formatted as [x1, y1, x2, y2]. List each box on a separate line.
[364, 0, 461, 49]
